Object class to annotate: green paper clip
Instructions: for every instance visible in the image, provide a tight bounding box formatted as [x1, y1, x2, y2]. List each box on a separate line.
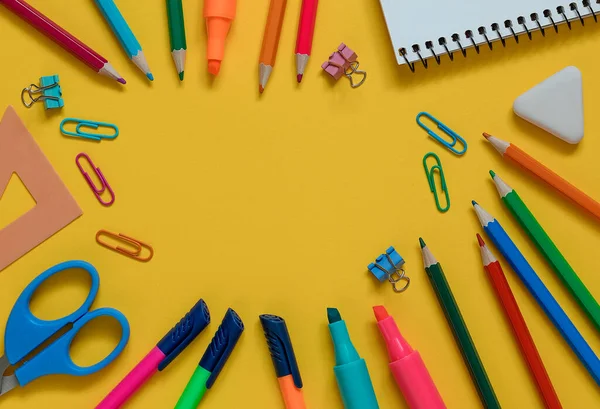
[60, 118, 119, 142]
[423, 152, 450, 213]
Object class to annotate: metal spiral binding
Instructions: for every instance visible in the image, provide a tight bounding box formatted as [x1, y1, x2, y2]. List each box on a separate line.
[399, 1, 598, 72]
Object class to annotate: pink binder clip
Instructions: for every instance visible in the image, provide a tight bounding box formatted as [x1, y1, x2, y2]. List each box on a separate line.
[75, 153, 115, 206]
[322, 43, 367, 88]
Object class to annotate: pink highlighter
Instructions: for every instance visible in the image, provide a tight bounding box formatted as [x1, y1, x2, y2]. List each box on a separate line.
[373, 306, 446, 409]
[96, 299, 210, 409]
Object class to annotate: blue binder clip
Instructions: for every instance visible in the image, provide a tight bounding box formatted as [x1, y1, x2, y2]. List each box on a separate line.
[367, 246, 410, 293]
[416, 112, 467, 155]
[60, 118, 119, 142]
[21, 75, 64, 110]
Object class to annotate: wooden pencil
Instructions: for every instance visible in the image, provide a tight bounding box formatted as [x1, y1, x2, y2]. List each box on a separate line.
[167, 0, 187, 80]
[94, 0, 153, 80]
[490, 171, 600, 332]
[258, 0, 287, 93]
[483, 132, 600, 222]
[1, 0, 125, 84]
[477, 234, 562, 409]
[420, 238, 501, 409]
[473, 201, 600, 386]
[295, 0, 318, 82]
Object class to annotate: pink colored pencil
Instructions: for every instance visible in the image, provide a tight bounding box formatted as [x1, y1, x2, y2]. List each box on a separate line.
[1, 0, 125, 84]
[294, 0, 318, 83]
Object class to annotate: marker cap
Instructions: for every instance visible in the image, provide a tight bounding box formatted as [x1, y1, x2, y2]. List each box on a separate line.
[260, 314, 303, 387]
[156, 299, 210, 371]
[199, 308, 244, 388]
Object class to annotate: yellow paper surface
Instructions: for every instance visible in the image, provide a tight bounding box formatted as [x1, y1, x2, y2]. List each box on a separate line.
[0, 1, 599, 408]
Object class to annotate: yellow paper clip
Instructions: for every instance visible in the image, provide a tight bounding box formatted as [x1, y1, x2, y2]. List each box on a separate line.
[96, 230, 154, 262]
[423, 152, 450, 213]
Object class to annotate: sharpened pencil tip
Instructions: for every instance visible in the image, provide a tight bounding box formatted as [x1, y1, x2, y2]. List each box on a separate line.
[297, 74, 303, 83]
[489, 170, 496, 178]
[476, 233, 485, 246]
[472, 200, 478, 206]
[117, 78, 126, 85]
[146, 73, 154, 81]
[327, 308, 342, 324]
[259, 85, 264, 94]
[373, 306, 389, 322]
[179, 71, 184, 81]
[419, 238, 426, 248]
[482, 132, 491, 139]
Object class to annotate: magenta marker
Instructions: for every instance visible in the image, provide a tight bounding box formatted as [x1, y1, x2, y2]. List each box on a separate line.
[96, 299, 210, 409]
[373, 306, 446, 409]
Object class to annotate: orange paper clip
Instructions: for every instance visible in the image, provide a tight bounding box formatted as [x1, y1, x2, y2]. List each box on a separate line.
[96, 230, 154, 262]
[76, 153, 115, 206]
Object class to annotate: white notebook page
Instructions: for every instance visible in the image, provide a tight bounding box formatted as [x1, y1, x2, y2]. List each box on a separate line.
[379, 0, 598, 65]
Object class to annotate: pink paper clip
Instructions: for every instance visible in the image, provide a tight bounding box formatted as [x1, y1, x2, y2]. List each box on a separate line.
[322, 43, 367, 88]
[75, 153, 115, 206]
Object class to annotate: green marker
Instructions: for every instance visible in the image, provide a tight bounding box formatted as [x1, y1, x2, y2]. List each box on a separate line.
[490, 170, 600, 332]
[167, 0, 186, 80]
[175, 309, 244, 409]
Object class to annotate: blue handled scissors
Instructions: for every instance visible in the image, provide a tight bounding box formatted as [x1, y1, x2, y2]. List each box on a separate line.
[0, 260, 130, 396]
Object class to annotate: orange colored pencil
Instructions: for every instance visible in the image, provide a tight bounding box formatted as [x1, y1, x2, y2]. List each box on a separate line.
[483, 132, 600, 221]
[259, 0, 287, 93]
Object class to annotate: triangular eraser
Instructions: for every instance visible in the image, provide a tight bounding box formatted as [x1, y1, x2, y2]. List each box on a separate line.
[513, 66, 584, 144]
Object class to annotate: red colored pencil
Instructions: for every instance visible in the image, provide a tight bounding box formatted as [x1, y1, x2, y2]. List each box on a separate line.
[294, 0, 318, 83]
[1, 0, 125, 84]
[477, 234, 562, 409]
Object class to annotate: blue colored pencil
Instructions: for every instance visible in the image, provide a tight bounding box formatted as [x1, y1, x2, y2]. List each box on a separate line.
[94, 0, 154, 80]
[472, 201, 600, 386]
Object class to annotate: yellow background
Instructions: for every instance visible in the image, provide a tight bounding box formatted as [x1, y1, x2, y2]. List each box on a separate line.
[1, 0, 599, 408]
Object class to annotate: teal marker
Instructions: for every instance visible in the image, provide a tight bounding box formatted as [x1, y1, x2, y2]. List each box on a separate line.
[327, 308, 380, 409]
[93, 0, 154, 80]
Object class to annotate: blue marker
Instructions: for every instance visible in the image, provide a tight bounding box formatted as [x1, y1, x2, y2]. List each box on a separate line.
[473, 201, 600, 386]
[93, 0, 154, 80]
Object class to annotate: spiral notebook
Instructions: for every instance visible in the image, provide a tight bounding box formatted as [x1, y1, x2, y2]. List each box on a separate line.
[380, 0, 599, 71]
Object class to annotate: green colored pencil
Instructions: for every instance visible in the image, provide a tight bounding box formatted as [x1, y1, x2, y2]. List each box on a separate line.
[491, 170, 600, 332]
[420, 238, 501, 409]
[167, 0, 186, 80]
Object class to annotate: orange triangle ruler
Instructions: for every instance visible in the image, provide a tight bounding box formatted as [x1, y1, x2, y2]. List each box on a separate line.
[0, 106, 82, 272]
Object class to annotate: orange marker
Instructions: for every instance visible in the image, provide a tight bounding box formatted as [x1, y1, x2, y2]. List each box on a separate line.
[259, 0, 287, 93]
[204, 0, 236, 76]
[260, 315, 307, 409]
[483, 132, 600, 222]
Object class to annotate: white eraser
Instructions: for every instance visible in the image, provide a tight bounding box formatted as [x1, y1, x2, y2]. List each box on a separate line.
[513, 66, 584, 144]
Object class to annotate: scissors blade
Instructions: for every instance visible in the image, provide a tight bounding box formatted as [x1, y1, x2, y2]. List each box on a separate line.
[0, 374, 18, 396]
[0, 355, 19, 396]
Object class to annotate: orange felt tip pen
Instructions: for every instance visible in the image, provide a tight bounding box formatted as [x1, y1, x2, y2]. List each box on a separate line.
[204, 0, 236, 76]
[260, 315, 307, 409]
